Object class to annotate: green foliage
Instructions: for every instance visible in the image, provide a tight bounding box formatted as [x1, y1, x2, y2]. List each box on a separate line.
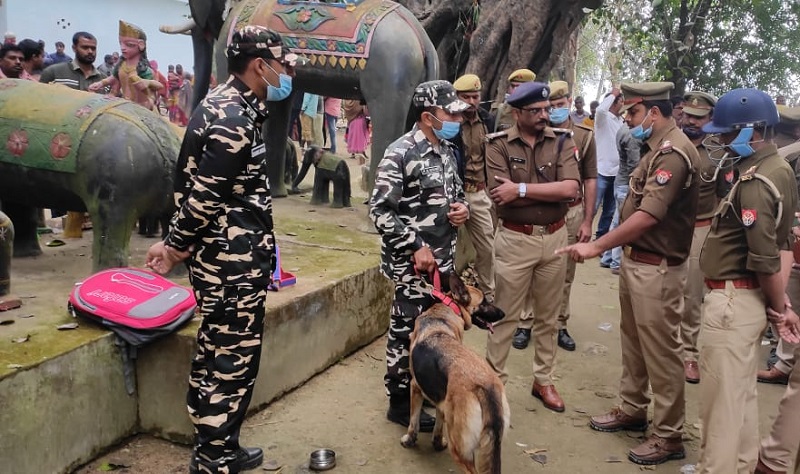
[583, 0, 800, 101]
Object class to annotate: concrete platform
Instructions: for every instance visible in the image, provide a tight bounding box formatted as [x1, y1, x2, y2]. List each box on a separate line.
[0, 189, 389, 473]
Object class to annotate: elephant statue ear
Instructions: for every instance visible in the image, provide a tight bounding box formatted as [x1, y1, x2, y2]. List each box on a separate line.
[190, 0, 227, 38]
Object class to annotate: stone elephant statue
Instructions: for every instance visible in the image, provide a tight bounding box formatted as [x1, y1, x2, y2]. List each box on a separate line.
[291, 145, 351, 208]
[161, 0, 439, 197]
[0, 79, 181, 271]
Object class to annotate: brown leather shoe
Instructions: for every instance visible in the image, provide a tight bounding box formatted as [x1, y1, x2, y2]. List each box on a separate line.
[684, 360, 700, 384]
[628, 434, 685, 465]
[531, 382, 565, 412]
[757, 366, 790, 385]
[755, 458, 785, 474]
[589, 407, 648, 432]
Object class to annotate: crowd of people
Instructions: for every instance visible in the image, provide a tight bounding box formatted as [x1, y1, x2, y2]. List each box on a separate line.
[1, 29, 194, 125]
[288, 92, 370, 160]
[368, 67, 800, 473]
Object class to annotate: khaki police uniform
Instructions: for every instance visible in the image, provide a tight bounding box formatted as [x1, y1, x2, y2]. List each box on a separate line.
[454, 74, 496, 301]
[680, 91, 719, 366]
[485, 123, 580, 384]
[698, 144, 797, 473]
[759, 342, 800, 472]
[614, 84, 700, 442]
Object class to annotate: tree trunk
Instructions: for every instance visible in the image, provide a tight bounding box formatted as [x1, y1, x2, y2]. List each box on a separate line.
[397, 0, 596, 102]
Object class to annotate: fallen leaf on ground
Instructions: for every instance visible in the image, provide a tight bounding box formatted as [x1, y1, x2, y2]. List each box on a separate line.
[12, 335, 29, 343]
[7, 364, 23, 369]
[0, 319, 14, 325]
[57, 322, 79, 330]
[594, 390, 615, 399]
[338, 224, 347, 228]
[531, 453, 548, 465]
[17, 314, 34, 318]
[601, 305, 616, 310]
[605, 456, 623, 463]
[355, 459, 368, 466]
[99, 460, 130, 471]
[285, 232, 298, 237]
[262, 459, 282, 471]
[515, 442, 528, 448]
[523, 448, 547, 455]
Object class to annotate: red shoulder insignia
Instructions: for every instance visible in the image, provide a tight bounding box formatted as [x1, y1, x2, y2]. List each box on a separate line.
[724, 169, 735, 183]
[742, 208, 757, 227]
[574, 146, 580, 161]
[655, 169, 672, 185]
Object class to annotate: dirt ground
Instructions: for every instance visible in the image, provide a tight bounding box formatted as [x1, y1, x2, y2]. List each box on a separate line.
[1, 134, 789, 473]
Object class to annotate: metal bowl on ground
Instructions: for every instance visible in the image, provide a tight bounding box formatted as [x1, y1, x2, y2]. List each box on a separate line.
[309, 449, 336, 471]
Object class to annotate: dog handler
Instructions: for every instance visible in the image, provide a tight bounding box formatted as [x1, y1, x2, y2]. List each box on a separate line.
[369, 80, 470, 432]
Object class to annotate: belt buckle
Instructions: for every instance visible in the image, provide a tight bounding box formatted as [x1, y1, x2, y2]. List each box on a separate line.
[623, 246, 632, 258]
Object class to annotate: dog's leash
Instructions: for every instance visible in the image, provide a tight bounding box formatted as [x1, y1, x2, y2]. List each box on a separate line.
[416, 267, 462, 317]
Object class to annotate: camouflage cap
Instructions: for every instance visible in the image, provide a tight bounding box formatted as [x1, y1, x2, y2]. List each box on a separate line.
[508, 68, 536, 83]
[412, 80, 470, 114]
[453, 74, 482, 92]
[227, 26, 301, 67]
[548, 81, 570, 100]
[683, 91, 717, 117]
[620, 81, 675, 112]
[779, 105, 800, 125]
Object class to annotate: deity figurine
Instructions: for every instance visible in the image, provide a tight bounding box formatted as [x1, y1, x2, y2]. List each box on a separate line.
[89, 21, 163, 110]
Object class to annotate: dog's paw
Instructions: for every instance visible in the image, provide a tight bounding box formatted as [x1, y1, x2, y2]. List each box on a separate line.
[400, 434, 417, 448]
[432, 435, 448, 452]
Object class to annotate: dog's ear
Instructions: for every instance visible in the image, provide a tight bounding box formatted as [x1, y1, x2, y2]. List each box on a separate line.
[466, 286, 484, 313]
[447, 272, 471, 306]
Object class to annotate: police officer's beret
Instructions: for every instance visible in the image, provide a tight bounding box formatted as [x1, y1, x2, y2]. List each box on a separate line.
[412, 80, 470, 113]
[683, 91, 717, 117]
[227, 26, 301, 66]
[453, 74, 482, 92]
[620, 82, 675, 112]
[779, 106, 800, 125]
[548, 81, 571, 100]
[508, 69, 536, 83]
[507, 81, 550, 108]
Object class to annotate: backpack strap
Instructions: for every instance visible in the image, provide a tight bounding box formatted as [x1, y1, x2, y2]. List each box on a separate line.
[647, 140, 694, 188]
[114, 335, 138, 396]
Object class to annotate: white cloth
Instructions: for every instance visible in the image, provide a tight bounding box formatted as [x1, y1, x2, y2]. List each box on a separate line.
[595, 94, 624, 176]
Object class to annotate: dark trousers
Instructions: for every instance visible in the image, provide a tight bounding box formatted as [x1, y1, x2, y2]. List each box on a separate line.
[385, 283, 435, 401]
[188, 285, 267, 466]
[594, 174, 617, 238]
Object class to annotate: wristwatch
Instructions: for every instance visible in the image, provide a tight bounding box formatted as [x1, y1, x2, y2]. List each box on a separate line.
[518, 182, 526, 198]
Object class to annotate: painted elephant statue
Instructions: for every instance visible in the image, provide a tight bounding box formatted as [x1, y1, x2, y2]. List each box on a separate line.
[291, 145, 351, 208]
[0, 79, 181, 271]
[161, 0, 439, 197]
[0, 211, 12, 297]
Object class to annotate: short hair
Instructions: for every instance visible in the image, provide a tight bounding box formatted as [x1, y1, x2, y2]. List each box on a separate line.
[71, 32, 95, 46]
[104, 54, 112, 61]
[670, 96, 686, 108]
[642, 99, 673, 118]
[17, 39, 43, 60]
[55, 41, 65, 48]
[227, 52, 263, 74]
[575, 96, 584, 102]
[0, 43, 23, 59]
[590, 100, 600, 108]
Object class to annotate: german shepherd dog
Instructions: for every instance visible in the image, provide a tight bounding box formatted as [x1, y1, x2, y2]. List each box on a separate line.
[400, 273, 509, 474]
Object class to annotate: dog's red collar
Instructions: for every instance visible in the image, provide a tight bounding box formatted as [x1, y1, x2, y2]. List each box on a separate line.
[431, 287, 463, 317]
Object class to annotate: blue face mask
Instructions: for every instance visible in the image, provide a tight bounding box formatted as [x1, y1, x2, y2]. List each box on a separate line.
[630, 113, 653, 140]
[729, 127, 755, 157]
[430, 114, 461, 140]
[549, 107, 570, 125]
[262, 60, 292, 102]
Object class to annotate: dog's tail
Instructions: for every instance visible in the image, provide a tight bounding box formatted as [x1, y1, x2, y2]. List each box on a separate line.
[476, 385, 510, 474]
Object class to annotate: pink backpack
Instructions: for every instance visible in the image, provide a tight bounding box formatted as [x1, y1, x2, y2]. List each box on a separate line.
[68, 267, 196, 346]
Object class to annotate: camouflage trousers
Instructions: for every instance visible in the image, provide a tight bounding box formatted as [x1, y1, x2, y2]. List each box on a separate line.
[188, 284, 268, 472]
[385, 282, 435, 400]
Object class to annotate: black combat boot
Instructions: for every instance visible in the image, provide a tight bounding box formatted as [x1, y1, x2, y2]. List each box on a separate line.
[190, 447, 263, 473]
[512, 328, 531, 349]
[386, 396, 436, 432]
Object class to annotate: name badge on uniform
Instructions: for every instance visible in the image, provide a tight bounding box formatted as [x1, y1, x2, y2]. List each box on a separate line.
[655, 169, 672, 185]
[510, 157, 525, 164]
[742, 208, 757, 227]
[422, 166, 443, 185]
[252, 143, 266, 157]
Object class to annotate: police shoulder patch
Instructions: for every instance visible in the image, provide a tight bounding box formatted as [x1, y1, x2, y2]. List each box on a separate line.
[660, 140, 673, 153]
[742, 208, 757, 227]
[484, 131, 508, 142]
[551, 127, 574, 136]
[655, 169, 672, 185]
[741, 165, 758, 181]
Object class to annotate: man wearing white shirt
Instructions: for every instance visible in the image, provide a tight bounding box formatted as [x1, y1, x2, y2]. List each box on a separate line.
[593, 88, 624, 261]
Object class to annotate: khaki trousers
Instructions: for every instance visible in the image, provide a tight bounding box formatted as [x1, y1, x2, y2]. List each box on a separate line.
[682, 224, 711, 361]
[698, 285, 766, 474]
[618, 256, 686, 439]
[464, 190, 496, 301]
[486, 224, 567, 385]
[760, 343, 800, 472]
[773, 268, 800, 375]
[518, 204, 583, 331]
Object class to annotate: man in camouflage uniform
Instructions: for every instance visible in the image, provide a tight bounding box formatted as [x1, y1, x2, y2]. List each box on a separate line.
[514, 81, 597, 352]
[369, 80, 470, 431]
[146, 26, 298, 473]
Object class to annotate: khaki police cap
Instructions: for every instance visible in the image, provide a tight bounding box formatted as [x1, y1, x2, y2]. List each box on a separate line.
[620, 82, 675, 112]
[548, 81, 570, 100]
[508, 68, 536, 83]
[779, 106, 800, 125]
[453, 74, 482, 92]
[683, 91, 717, 117]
